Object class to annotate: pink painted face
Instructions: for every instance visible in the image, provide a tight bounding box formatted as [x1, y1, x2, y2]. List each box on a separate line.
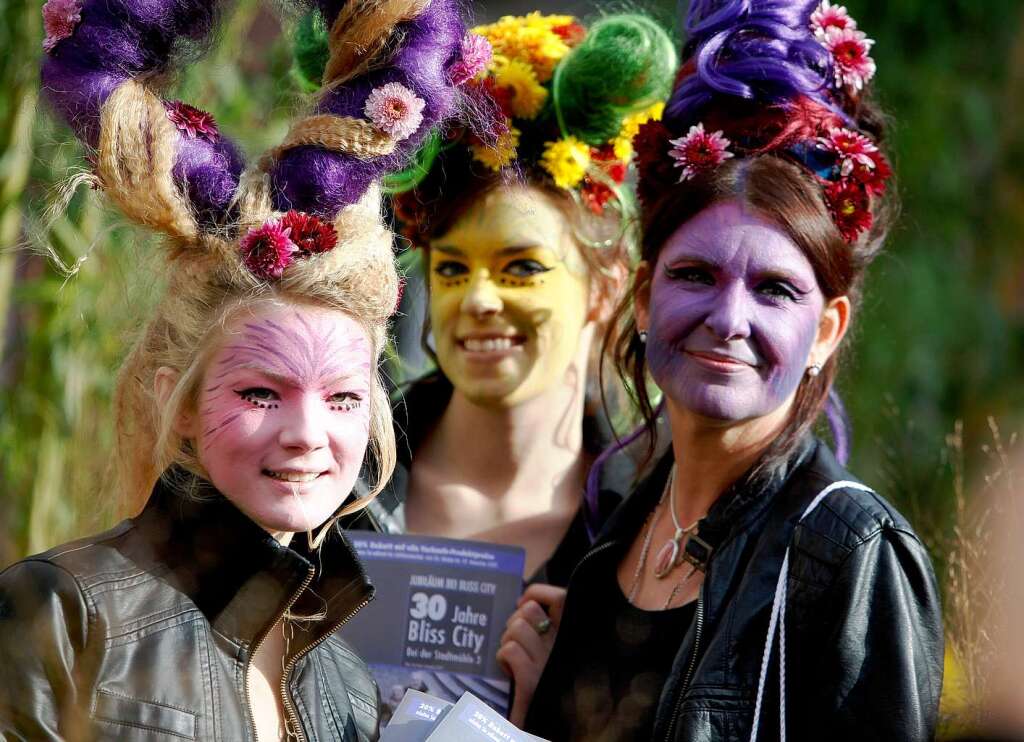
[194, 303, 373, 535]
[642, 200, 826, 422]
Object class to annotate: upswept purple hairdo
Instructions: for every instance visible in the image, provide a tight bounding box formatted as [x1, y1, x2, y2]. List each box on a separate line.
[665, 0, 847, 133]
[41, 0, 465, 229]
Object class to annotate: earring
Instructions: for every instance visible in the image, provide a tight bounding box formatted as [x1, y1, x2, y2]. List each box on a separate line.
[807, 364, 821, 377]
[638, 330, 648, 344]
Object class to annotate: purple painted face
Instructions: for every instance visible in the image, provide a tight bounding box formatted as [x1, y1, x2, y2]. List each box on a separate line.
[194, 304, 373, 535]
[643, 200, 825, 422]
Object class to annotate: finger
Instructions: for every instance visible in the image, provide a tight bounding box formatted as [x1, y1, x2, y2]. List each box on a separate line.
[496, 640, 533, 686]
[519, 584, 568, 624]
[505, 600, 544, 630]
[499, 616, 546, 664]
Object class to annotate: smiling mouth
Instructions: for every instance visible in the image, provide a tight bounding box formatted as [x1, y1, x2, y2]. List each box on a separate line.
[685, 350, 755, 369]
[458, 336, 526, 353]
[262, 470, 325, 483]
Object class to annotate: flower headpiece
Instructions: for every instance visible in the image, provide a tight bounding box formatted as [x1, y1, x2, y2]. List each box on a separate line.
[636, 0, 890, 244]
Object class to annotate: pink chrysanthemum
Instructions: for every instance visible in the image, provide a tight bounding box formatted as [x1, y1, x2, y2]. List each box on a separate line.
[810, 1, 857, 40]
[823, 27, 876, 90]
[668, 123, 734, 182]
[818, 127, 879, 177]
[165, 100, 219, 142]
[239, 221, 297, 280]
[42, 0, 82, 53]
[449, 33, 493, 86]
[364, 82, 426, 141]
[280, 211, 337, 255]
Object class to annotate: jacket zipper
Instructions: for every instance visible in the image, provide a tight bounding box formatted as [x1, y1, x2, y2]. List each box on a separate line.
[664, 575, 706, 741]
[278, 593, 372, 742]
[243, 566, 315, 742]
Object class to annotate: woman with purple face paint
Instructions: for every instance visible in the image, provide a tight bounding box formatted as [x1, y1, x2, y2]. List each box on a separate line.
[0, 1, 470, 740]
[524, 1, 944, 740]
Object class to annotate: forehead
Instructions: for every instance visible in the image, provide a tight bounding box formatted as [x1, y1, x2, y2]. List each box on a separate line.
[212, 303, 371, 379]
[661, 201, 817, 280]
[431, 186, 571, 259]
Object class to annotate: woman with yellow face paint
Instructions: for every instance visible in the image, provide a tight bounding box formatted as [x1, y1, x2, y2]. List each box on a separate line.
[339, 10, 677, 723]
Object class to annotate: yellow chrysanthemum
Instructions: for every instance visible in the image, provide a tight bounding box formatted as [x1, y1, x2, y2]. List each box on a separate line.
[541, 136, 591, 189]
[492, 57, 548, 119]
[472, 13, 571, 83]
[612, 101, 666, 160]
[470, 125, 520, 172]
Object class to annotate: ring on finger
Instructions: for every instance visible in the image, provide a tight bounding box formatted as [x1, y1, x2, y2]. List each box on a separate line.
[534, 617, 552, 636]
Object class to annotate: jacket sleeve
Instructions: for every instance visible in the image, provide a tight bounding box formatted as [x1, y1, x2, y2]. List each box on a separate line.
[801, 526, 944, 742]
[0, 559, 91, 741]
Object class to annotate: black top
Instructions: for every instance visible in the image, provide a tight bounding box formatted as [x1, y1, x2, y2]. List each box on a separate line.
[526, 437, 944, 741]
[546, 551, 696, 742]
[344, 372, 629, 586]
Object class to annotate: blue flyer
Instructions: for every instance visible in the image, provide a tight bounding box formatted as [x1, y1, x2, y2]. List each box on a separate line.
[340, 532, 526, 721]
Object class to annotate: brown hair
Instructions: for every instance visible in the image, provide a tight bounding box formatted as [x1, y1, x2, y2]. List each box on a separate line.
[607, 151, 896, 467]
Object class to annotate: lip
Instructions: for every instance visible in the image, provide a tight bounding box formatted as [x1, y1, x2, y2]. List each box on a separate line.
[262, 469, 328, 489]
[684, 350, 754, 373]
[456, 333, 526, 358]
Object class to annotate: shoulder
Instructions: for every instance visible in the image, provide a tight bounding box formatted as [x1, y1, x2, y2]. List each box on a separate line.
[7, 519, 138, 589]
[784, 442, 930, 580]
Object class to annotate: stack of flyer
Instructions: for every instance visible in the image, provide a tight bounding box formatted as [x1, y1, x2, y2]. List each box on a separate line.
[381, 689, 549, 742]
[340, 532, 526, 720]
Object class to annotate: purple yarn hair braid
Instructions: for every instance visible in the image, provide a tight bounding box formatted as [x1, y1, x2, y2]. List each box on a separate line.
[665, 0, 848, 133]
[41, 0, 465, 229]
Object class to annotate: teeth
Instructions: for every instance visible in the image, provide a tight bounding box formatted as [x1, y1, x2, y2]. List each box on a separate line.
[464, 337, 515, 352]
[266, 471, 319, 483]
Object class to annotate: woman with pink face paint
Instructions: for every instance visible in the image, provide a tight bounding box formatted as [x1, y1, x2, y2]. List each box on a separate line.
[0, 1, 473, 739]
[523, 2, 943, 741]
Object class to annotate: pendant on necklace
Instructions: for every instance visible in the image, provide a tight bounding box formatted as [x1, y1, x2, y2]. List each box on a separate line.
[654, 527, 686, 579]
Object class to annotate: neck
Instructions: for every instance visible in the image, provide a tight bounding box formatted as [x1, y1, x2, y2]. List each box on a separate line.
[424, 333, 594, 504]
[665, 398, 792, 524]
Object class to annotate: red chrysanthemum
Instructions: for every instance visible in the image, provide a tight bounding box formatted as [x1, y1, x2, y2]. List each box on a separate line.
[818, 127, 878, 177]
[824, 181, 873, 242]
[849, 149, 893, 197]
[553, 22, 587, 46]
[581, 178, 615, 216]
[823, 27, 876, 90]
[668, 123, 734, 182]
[280, 210, 338, 255]
[165, 100, 219, 142]
[239, 221, 296, 280]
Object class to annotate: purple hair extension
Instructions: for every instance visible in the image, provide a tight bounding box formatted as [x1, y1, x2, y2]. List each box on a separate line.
[824, 386, 851, 465]
[41, 0, 465, 229]
[271, 0, 464, 217]
[665, 0, 847, 132]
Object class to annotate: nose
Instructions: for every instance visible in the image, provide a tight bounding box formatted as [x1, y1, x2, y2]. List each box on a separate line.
[704, 282, 752, 341]
[277, 395, 329, 453]
[460, 270, 503, 318]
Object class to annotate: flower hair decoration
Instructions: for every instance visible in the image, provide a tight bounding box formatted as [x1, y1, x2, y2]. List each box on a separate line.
[637, 0, 892, 244]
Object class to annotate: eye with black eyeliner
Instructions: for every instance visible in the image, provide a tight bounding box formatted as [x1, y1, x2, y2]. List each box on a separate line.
[433, 260, 469, 279]
[665, 265, 715, 285]
[503, 258, 552, 278]
[236, 387, 279, 409]
[328, 391, 364, 412]
[757, 280, 804, 302]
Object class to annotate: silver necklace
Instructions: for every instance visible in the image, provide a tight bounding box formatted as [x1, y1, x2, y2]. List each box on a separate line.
[628, 466, 702, 609]
[653, 467, 700, 578]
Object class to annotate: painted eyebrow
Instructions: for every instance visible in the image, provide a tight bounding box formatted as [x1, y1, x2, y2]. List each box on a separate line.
[220, 362, 369, 389]
[433, 244, 545, 258]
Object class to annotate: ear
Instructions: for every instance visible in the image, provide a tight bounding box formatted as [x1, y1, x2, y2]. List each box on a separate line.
[809, 296, 851, 370]
[154, 366, 198, 439]
[586, 260, 629, 324]
[633, 261, 653, 334]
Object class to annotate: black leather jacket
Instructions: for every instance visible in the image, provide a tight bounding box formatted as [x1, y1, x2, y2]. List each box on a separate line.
[526, 437, 944, 741]
[0, 471, 380, 741]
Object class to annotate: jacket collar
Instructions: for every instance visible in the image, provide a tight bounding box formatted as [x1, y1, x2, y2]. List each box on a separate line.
[131, 468, 373, 654]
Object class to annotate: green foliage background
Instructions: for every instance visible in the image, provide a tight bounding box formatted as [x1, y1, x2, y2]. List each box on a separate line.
[1, 0, 1021, 600]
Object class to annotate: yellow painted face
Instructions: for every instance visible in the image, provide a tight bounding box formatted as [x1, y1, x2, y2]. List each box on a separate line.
[429, 186, 592, 407]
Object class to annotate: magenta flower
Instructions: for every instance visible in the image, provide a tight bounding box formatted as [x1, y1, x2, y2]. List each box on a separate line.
[165, 100, 220, 142]
[823, 27, 877, 90]
[280, 210, 338, 255]
[239, 221, 297, 280]
[810, 1, 857, 40]
[42, 0, 83, 53]
[668, 123, 734, 182]
[818, 127, 879, 177]
[449, 33, 493, 86]
[364, 82, 426, 141]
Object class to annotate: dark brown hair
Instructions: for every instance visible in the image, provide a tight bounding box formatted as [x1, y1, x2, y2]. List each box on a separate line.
[606, 151, 896, 467]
